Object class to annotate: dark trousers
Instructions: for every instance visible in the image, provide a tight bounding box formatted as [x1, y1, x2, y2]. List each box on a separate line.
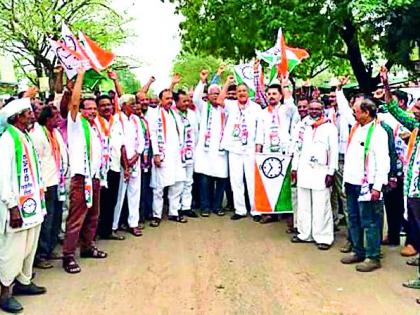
[345, 183, 383, 261]
[36, 185, 63, 259]
[63, 175, 100, 257]
[191, 172, 201, 209]
[225, 177, 234, 209]
[199, 174, 226, 212]
[383, 177, 406, 245]
[97, 170, 120, 238]
[140, 169, 153, 222]
[407, 198, 420, 254]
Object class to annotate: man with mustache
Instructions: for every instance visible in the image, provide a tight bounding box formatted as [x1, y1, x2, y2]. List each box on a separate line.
[62, 67, 107, 274]
[254, 60, 299, 223]
[31, 105, 68, 269]
[95, 94, 127, 241]
[148, 89, 187, 227]
[112, 95, 145, 237]
[0, 96, 47, 313]
[218, 75, 263, 221]
[290, 100, 338, 250]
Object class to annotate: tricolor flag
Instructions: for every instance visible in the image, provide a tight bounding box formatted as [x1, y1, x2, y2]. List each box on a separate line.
[61, 23, 94, 71]
[255, 28, 309, 74]
[254, 153, 293, 214]
[78, 31, 115, 71]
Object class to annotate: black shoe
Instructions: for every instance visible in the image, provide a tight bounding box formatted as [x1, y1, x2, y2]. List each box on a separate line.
[317, 243, 331, 250]
[214, 209, 225, 216]
[291, 235, 314, 243]
[231, 214, 246, 220]
[252, 215, 262, 222]
[201, 210, 210, 217]
[0, 297, 23, 313]
[183, 210, 199, 218]
[12, 282, 46, 296]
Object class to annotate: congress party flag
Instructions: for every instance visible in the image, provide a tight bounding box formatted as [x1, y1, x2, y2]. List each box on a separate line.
[255, 28, 309, 74]
[78, 31, 115, 71]
[254, 152, 293, 214]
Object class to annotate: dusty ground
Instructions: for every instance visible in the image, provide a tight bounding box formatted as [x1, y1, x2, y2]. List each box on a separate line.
[13, 215, 420, 315]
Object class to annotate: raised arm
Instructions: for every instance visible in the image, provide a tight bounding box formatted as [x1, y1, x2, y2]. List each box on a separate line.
[54, 65, 64, 94]
[210, 64, 225, 85]
[140, 76, 155, 94]
[108, 71, 123, 97]
[381, 66, 418, 131]
[336, 76, 356, 126]
[253, 59, 269, 108]
[69, 68, 85, 122]
[169, 73, 181, 91]
[193, 70, 209, 112]
[217, 75, 235, 107]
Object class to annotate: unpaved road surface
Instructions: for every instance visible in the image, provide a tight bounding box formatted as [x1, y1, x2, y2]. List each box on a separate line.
[14, 216, 419, 314]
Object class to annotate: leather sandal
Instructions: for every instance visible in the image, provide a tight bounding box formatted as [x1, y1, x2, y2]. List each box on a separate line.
[80, 247, 107, 259]
[63, 257, 81, 274]
[129, 227, 143, 237]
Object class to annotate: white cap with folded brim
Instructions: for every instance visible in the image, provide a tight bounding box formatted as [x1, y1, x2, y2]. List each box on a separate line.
[0, 98, 32, 119]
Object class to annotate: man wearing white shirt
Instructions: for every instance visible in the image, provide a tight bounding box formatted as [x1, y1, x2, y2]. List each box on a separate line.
[96, 95, 126, 241]
[218, 76, 263, 220]
[31, 105, 68, 269]
[254, 69, 299, 224]
[290, 100, 338, 250]
[193, 71, 228, 217]
[62, 68, 107, 274]
[148, 89, 187, 227]
[112, 95, 145, 237]
[173, 90, 200, 218]
[340, 98, 389, 272]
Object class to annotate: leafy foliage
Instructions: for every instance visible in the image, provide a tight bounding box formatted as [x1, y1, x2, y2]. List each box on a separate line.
[166, 0, 420, 91]
[172, 53, 232, 88]
[0, 0, 130, 89]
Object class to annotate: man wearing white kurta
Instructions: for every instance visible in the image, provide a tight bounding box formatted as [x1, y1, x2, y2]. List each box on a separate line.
[193, 72, 228, 216]
[148, 89, 187, 227]
[174, 91, 200, 217]
[218, 76, 263, 220]
[291, 100, 338, 250]
[0, 98, 47, 313]
[113, 95, 145, 236]
[31, 105, 68, 269]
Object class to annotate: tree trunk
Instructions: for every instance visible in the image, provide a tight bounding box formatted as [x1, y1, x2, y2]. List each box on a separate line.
[339, 19, 380, 93]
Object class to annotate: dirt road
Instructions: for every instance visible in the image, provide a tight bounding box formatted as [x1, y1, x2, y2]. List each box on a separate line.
[16, 216, 419, 314]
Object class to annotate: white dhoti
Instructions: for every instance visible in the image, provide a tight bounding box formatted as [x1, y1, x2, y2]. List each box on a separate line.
[180, 166, 194, 211]
[152, 181, 184, 218]
[296, 187, 333, 245]
[0, 224, 41, 287]
[228, 152, 256, 216]
[113, 170, 141, 229]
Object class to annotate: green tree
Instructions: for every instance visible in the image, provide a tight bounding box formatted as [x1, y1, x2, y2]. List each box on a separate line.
[0, 0, 130, 90]
[172, 53, 231, 88]
[166, 0, 420, 92]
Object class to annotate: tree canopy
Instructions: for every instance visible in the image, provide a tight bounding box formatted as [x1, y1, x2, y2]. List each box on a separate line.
[0, 0, 130, 90]
[166, 0, 420, 92]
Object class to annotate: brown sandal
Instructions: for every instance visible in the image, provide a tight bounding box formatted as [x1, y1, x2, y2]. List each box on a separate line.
[63, 257, 81, 274]
[129, 227, 143, 237]
[80, 247, 107, 259]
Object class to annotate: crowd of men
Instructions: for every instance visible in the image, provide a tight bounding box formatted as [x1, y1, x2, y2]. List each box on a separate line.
[0, 62, 419, 312]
